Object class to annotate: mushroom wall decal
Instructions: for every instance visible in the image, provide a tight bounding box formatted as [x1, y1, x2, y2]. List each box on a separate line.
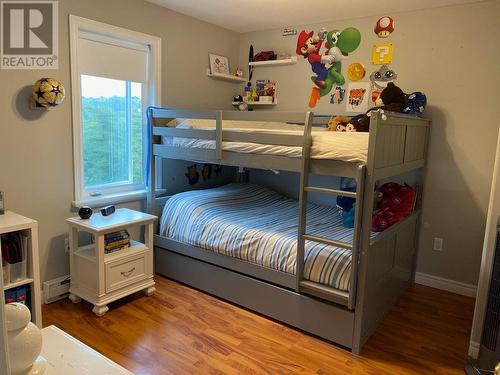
[374, 16, 395, 38]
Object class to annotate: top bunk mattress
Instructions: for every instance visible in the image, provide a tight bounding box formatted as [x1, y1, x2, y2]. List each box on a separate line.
[159, 183, 376, 292]
[162, 119, 368, 163]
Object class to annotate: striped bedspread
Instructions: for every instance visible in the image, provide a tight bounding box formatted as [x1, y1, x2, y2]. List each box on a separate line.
[160, 183, 359, 291]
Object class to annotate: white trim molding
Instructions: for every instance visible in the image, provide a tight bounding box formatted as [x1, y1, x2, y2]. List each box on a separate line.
[468, 340, 480, 359]
[69, 15, 162, 204]
[414, 272, 478, 298]
[71, 188, 167, 208]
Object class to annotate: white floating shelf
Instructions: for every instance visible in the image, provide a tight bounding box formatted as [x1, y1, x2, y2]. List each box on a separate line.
[249, 56, 297, 67]
[232, 101, 277, 106]
[206, 69, 247, 83]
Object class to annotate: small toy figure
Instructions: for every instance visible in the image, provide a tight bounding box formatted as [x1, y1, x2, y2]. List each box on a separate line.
[185, 164, 199, 185]
[214, 164, 223, 176]
[296, 28, 334, 89]
[202, 164, 212, 181]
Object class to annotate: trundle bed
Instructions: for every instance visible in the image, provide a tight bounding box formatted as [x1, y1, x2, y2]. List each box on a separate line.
[147, 108, 430, 354]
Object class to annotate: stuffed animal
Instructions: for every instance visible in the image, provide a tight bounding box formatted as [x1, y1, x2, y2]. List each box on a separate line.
[373, 82, 407, 113]
[346, 114, 370, 132]
[346, 82, 407, 133]
[336, 177, 357, 227]
[371, 182, 416, 232]
[403, 92, 427, 116]
[327, 116, 351, 131]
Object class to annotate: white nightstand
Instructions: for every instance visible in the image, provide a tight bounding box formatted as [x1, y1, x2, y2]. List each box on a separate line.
[66, 208, 157, 316]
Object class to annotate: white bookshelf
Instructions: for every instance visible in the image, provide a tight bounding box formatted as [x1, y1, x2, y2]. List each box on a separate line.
[206, 69, 247, 83]
[0, 269, 10, 375]
[0, 211, 43, 374]
[249, 56, 297, 67]
[232, 100, 277, 107]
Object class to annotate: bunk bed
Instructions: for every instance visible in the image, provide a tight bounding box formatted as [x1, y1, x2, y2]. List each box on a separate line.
[147, 108, 430, 354]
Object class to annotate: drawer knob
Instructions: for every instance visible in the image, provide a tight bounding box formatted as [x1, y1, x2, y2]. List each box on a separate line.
[121, 267, 135, 277]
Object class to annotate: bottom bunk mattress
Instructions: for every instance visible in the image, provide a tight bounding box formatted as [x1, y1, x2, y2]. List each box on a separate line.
[159, 183, 361, 292]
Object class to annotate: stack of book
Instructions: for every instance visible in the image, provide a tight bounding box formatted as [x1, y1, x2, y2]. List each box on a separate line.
[104, 230, 130, 254]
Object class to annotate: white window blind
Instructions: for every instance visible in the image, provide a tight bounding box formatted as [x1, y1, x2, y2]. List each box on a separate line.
[77, 31, 149, 83]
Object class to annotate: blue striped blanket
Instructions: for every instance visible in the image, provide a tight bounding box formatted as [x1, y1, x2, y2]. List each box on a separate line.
[160, 183, 359, 291]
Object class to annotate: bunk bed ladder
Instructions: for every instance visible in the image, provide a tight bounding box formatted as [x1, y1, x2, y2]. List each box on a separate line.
[296, 113, 366, 308]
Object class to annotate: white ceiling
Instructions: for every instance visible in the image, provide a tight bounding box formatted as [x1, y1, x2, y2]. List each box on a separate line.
[145, 0, 482, 33]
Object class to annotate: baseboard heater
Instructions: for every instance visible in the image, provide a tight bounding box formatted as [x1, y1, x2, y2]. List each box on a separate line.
[43, 275, 70, 304]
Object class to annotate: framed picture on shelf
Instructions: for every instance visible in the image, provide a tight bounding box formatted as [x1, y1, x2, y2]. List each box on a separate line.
[209, 53, 230, 75]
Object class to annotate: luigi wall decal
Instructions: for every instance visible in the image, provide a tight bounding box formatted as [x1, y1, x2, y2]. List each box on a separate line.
[296, 27, 361, 108]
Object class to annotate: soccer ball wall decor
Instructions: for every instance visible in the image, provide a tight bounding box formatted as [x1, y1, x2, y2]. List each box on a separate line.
[31, 78, 65, 109]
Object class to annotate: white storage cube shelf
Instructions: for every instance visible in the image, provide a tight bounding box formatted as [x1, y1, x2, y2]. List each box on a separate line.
[0, 211, 43, 375]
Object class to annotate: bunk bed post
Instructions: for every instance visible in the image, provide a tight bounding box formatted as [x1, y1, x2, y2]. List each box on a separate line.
[147, 107, 156, 214]
[348, 164, 366, 310]
[215, 111, 223, 161]
[351, 112, 380, 354]
[295, 111, 314, 292]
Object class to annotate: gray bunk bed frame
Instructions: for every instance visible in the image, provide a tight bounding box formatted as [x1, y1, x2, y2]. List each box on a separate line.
[147, 108, 430, 354]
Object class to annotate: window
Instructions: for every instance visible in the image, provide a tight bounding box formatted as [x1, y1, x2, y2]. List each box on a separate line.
[69, 16, 161, 206]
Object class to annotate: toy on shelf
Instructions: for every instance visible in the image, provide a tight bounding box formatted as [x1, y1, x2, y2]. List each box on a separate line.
[252, 51, 277, 62]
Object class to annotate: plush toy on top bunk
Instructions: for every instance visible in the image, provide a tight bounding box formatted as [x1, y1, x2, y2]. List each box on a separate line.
[327, 83, 427, 133]
[328, 82, 406, 133]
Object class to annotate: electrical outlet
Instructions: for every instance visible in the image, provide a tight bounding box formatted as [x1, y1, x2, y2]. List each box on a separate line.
[64, 236, 70, 253]
[433, 237, 443, 251]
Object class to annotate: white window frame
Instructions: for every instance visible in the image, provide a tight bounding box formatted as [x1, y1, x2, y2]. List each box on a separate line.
[69, 15, 161, 207]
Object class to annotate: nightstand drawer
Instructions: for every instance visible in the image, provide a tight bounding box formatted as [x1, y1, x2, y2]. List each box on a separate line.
[105, 254, 146, 293]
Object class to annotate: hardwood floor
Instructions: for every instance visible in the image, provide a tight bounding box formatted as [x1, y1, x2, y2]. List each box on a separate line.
[42, 276, 474, 374]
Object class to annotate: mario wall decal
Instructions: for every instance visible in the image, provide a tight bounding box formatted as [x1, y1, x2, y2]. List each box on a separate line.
[296, 27, 361, 108]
